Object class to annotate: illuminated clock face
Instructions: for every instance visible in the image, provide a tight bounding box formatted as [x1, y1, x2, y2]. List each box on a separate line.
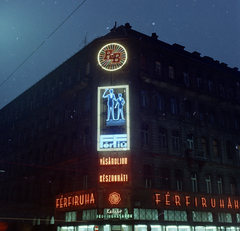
[98, 43, 127, 71]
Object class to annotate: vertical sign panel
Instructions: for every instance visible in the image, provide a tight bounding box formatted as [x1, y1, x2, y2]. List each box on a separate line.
[97, 85, 130, 151]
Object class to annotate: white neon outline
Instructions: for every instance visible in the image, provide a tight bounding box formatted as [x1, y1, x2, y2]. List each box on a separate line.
[97, 43, 128, 71]
[97, 85, 130, 151]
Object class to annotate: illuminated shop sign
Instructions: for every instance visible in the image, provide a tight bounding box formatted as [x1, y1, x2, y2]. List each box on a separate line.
[99, 173, 128, 183]
[108, 192, 121, 205]
[98, 43, 127, 71]
[100, 157, 128, 165]
[96, 208, 133, 220]
[97, 85, 130, 151]
[154, 191, 240, 211]
[56, 191, 95, 210]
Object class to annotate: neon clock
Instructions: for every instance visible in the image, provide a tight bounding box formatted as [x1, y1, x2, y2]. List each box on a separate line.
[98, 43, 127, 71]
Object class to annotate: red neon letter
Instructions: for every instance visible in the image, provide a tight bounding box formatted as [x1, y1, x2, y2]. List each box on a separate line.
[220, 199, 224, 208]
[234, 200, 239, 209]
[175, 195, 181, 206]
[155, 194, 161, 204]
[201, 197, 207, 207]
[227, 197, 232, 209]
[165, 192, 170, 206]
[211, 198, 216, 208]
[185, 196, 190, 206]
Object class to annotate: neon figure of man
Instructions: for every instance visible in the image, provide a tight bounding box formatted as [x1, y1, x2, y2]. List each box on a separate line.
[115, 93, 125, 120]
[102, 88, 116, 121]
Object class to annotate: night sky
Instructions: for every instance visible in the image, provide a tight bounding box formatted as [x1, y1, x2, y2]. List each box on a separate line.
[1, 0, 240, 109]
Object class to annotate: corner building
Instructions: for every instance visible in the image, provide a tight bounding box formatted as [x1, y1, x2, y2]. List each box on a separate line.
[1, 23, 240, 231]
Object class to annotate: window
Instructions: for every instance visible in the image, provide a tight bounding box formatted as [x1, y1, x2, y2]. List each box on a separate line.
[199, 104, 205, 121]
[157, 94, 164, 111]
[209, 110, 216, 124]
[208, 80, 214, 92]
[234, 116, 240, 130]
[226, 141, 233, 159]
[140, 89, 148, 107]
[191, 172, 198, 192]
[192, 211, 213, 222]
[86, 62, 90, 75]
[159, 128, 167, 148]
[161, 168, 170, 189]
[230, 177, 236, 195]
[134, 208, 158, 220]
[219, 83, 225, 97]
[141, 123, 149, 145]
[185, 101, 192, 118]
[169, 66, 175, 79]
[164, 210, 187, 221]
[84, 93, 90, 111]
[155, 61, 162, 77]
[213, 140, 219, 157]
[175, 169, 183, 191]
[187, 134, 194, 149]
[144, 165, 152, 188]
[170, 97, 177, 114]
[201, 137, 208, 157]
[218, 213, 232, 223]
[217, 176, 223, 194]
[139, 55, 146, 70]
[205, 175, 212, 193]
[172, 131, 179, 150]
[183, 71, 190, 86]
[65, 211, 77, 222]
[197, 77, 203, 88]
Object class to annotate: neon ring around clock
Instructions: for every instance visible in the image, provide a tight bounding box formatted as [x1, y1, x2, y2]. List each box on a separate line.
[98, 43, 127, 71]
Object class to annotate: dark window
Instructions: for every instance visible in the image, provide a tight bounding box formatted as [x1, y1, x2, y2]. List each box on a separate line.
[161, 168, 170, 189]
[157, 94, 164, 111]
[191, 172, 198, 192]
[219, 83, 225, 98]
[170, 97, 177, 114]
[217, 176, 223, 194]
[230, 177, 236, 195]
[201, 137, 208, 157]
[175, 169, 183, 191]
[144, 165, 152, 188]
[187, 134, 194, 149]
[172, 131, 179, 150]
[199, 104, 206, 121]
[226, 141, 233, 159]
[139, 55, 147, 70]
[197, 77, 203, 88]
[159, 128, 167, 148]
[183, 71, 190, 86]
[205, 174, 212, 193]
[185, 101, 192, 118]
[213, 140, 219, 157]
[141, 123, 149, 145]
[140, 89, 148, 107]
[169, 66, 175, 79]
[155, 61, 162, 77]
[208, 80, 214, 92]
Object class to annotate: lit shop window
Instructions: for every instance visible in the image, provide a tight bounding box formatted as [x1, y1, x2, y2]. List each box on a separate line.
[164, 210, 187, 221]
[65, 211, 77, 222]
[134, 208, 158, 220]
[237, 213, 240, 223]
[192, 211, 213, 222]
[218, 213, 232, 223]
[82, 209, 97, 221]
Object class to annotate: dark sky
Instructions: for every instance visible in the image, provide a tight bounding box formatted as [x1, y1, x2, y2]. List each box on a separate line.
[1, 0, 240, 109]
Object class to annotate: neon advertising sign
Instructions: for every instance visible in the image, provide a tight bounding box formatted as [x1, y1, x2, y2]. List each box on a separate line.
[97, 85, 130, 151]
[98, 43, 127, 71]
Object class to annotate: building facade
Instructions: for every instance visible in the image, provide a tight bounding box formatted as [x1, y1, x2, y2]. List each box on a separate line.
[1, 23, 240, 231]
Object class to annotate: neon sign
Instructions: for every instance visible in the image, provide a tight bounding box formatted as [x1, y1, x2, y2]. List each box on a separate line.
[100, 157, 128, 165]
[97, 85, 130, 151]
[108, 192, 121, 205]
[154, 191, 240, 211]
[99, 173, 128, 182]
[98, 43, 127, 71]
[56, 191, 96, 210]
